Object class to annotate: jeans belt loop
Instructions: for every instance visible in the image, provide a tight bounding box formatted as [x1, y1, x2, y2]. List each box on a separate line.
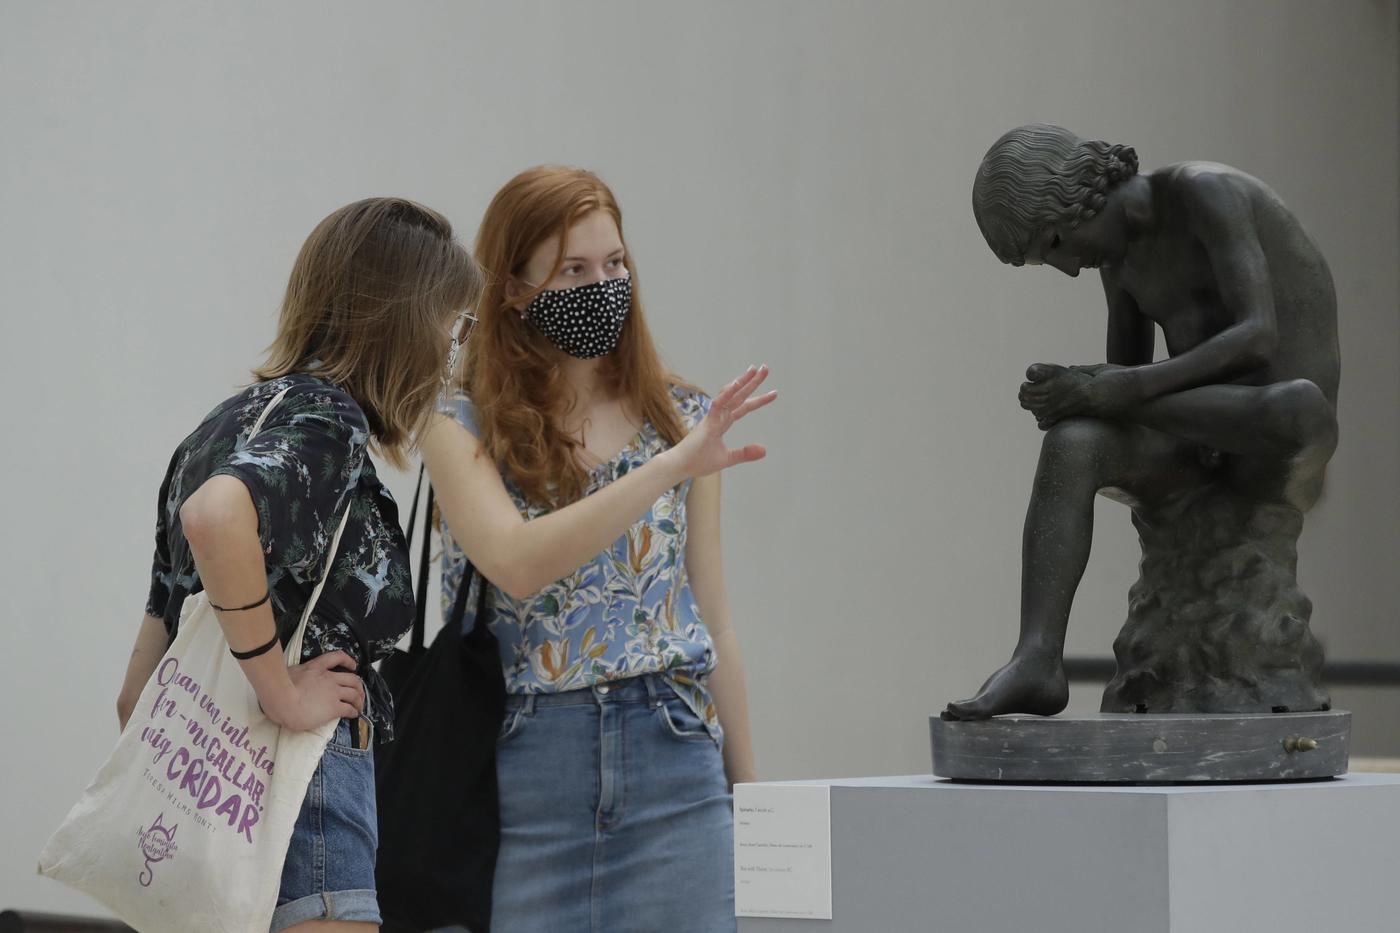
[643, 674, 661, 709]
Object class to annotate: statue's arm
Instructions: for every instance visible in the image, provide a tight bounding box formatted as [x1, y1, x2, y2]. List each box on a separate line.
[1104, 274, 1153, 366]
[1122, 172, 1278, 401]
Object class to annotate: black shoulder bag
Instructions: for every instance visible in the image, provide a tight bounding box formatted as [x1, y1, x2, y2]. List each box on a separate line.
[375, 468, 506, 933]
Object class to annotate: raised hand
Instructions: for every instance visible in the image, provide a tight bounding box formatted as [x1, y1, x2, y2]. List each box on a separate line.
[671, 365, 778, 478]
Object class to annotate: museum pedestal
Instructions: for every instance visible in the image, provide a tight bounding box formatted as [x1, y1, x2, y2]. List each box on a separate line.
[736, 773, 1400, 933]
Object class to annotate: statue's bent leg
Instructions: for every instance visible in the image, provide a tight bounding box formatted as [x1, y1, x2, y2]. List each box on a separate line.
[944, 417, 1202, 720]
[1130, 376, 1335, 456]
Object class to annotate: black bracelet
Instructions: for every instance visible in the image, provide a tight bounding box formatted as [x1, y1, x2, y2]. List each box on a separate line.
[229, 632, 281, 661]
[210, 589, 271, 613]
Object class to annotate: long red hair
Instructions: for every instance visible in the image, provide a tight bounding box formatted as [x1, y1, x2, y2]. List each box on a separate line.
[465, 166, 688, 507]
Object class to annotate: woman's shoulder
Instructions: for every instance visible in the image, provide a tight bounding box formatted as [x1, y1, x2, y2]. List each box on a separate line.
[192, 373, 370, 450]
[251, 373, 368, 431]
[667, 381, 711, 431]
[436, 389, 481, 436]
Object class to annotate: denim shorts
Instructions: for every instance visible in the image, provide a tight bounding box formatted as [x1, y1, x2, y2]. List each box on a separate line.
[270, 716, 381, 932]
[481, 674, 735, 933]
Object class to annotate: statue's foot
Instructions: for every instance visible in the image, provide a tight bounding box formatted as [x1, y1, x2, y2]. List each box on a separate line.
[943, 655, 1069, 721]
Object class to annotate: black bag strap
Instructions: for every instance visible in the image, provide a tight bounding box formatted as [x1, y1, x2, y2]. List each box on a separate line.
[447, 547, 491, 638]
[406, 464, 489, 647]
[404, 464, 425, 546]
[406, 465, 432, 654]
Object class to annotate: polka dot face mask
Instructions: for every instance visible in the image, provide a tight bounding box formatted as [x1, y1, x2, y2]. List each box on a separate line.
[523, 275, 632, 359]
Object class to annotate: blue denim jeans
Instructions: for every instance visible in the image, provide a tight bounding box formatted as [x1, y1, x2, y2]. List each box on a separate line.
[440, 674, 735, 933]
[270, 716, 381, 932]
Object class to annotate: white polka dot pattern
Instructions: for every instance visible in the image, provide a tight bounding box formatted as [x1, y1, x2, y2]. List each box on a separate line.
[523, 276, 632, 359]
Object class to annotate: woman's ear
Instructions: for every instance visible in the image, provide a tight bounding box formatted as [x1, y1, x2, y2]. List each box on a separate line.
[505, 277, 530, 314]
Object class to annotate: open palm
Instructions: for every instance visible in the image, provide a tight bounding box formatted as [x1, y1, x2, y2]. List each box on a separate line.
[674, 365, 778, 478]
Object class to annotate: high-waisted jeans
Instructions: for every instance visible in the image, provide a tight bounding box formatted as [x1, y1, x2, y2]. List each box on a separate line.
[443, 674, 735, 933]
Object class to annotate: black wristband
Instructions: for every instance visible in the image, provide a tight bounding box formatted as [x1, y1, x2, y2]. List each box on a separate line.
[229, 632, 281, 661]
[210, 589, 272, 613]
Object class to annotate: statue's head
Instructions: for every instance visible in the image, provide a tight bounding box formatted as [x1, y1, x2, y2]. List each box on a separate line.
[972, 124, 1139, 271]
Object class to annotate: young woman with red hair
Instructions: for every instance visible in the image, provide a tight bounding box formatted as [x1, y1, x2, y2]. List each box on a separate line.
[421, 166, 774, 932]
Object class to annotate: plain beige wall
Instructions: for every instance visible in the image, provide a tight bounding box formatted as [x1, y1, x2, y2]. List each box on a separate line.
[2, 0, 1396, 916]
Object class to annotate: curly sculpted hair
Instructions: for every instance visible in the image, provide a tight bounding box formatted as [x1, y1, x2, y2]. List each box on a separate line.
[972, 124, 1139, 266]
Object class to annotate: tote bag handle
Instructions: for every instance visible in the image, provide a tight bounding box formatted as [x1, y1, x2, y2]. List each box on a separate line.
[245, 384, 355, 663]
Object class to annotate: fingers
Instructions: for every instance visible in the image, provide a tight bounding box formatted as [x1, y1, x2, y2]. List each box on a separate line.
[711, 365, 760, 410]
[329, 672, 364, 715]
[731, 389, 778, 421]
[727, 443, 767, 467]
[711, 368, 751, 408]
[728, 365, 770, 408]
[340, 684, 365, 715]
[711, 364, 770, 415]
[305, 650, 357, 673]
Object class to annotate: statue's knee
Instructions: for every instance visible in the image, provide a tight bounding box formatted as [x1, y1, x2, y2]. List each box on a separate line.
[1044, 417, 1112, 451]
[1041, 417, 1114, 468]
[1261, 379, 1335, 451]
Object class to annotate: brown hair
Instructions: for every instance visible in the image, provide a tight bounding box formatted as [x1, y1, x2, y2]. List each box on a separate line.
[465, 166, 688, 507]
[256, 197, 481, 469]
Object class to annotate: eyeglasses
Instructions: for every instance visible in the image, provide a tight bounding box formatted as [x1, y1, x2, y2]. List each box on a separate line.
[442, 308, 478, 396]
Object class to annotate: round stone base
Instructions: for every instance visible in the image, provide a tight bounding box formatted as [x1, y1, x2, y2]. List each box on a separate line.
[930, 710, 1351, 784]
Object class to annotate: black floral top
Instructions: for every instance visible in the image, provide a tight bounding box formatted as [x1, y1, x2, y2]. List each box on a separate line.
[145, 373, 413, 743]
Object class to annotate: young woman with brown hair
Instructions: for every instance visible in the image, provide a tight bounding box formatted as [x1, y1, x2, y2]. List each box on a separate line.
[116, 197, 482, 932]
[422, 167, 775, 932]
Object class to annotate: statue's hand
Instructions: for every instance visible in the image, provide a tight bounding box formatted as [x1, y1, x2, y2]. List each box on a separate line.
[1020, 363, 1139, 428]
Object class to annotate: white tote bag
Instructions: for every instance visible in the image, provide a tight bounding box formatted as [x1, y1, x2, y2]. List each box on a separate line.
[39, 386, 353, 933]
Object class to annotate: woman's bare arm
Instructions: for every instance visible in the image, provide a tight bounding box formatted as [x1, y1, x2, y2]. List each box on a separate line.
[686, 472, 756, 789]
[426, 366, 776, 600]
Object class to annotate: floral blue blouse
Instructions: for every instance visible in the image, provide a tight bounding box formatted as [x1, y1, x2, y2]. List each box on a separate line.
[439, 385, 722, 741]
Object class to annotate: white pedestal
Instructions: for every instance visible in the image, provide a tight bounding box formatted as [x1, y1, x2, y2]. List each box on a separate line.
[736, 773, 1400, 933]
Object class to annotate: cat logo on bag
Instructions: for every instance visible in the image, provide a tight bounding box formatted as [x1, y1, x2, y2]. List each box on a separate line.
[136, 814, 179, 887]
